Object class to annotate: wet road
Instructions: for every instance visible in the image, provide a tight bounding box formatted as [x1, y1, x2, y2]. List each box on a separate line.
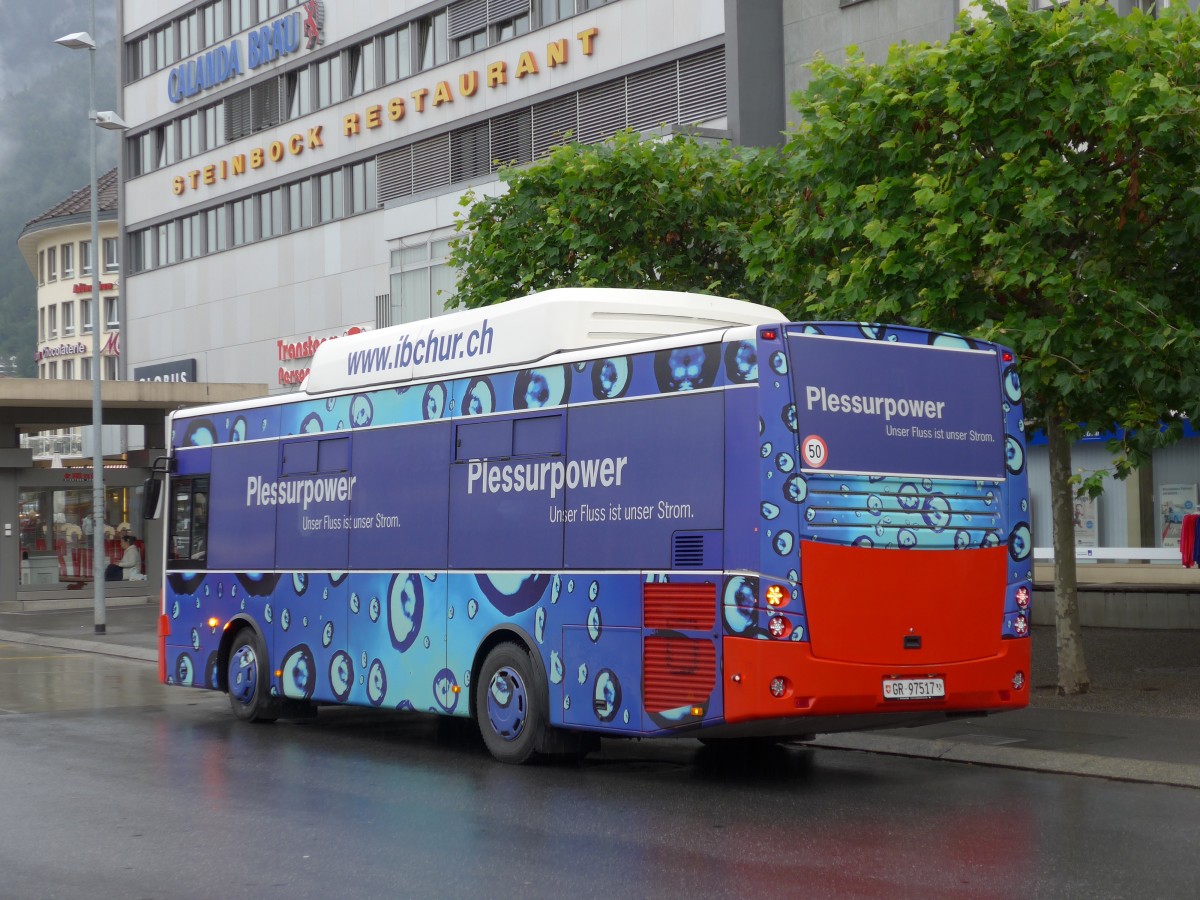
[2, 642, 1198, 899]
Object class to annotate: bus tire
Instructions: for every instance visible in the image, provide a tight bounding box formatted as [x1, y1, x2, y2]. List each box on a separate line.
[226, 627, 277, 724]
[476, 642, 545, 765]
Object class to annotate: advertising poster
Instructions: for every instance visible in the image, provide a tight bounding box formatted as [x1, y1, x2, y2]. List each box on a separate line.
[1073, 493, 1098, 549]
[1159, 483, 1197, 549]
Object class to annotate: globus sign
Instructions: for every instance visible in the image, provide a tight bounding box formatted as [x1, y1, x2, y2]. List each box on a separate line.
[277, 324, 368, 387]
[166, 1, 324, 104]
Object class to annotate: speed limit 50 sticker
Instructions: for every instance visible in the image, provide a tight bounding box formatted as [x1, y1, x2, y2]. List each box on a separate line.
[801, 435, 828, 469]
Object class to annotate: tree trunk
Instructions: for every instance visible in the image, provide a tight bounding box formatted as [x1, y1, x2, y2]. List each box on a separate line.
[1046, 407, 1090, 695]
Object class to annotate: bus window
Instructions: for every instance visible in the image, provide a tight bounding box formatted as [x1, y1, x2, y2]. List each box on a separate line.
[168, 477, 209, 568]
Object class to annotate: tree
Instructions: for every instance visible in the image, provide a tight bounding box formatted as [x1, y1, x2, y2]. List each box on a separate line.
[749, 0, 1200, 693]
[448, 129, 786, 308]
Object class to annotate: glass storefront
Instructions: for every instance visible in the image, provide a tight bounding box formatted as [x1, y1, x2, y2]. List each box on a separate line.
[18, 484, 146, 589]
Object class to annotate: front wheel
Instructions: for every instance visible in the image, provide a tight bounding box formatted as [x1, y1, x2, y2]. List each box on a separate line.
[476, 643, 546, 765]
[227, 627, 277, 723]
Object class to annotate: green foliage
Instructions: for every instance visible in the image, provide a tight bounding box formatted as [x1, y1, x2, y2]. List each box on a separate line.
[449, 130, 788, 308]
[753, 0, 1200, 475]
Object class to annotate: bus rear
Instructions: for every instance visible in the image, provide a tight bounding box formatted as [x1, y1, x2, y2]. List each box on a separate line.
[718, 323, 1030, 736]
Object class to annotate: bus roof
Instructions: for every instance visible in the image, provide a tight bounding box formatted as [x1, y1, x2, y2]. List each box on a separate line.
[304, 288, 784, 394]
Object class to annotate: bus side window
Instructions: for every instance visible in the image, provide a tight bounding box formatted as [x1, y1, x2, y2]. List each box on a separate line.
[168, 477, 209, 568]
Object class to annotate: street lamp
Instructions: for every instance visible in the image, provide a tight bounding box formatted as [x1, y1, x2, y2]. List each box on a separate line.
[57, 6, 127, 635]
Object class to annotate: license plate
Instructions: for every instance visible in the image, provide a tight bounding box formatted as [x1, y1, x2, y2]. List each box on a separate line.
[882, 677, 945, 700]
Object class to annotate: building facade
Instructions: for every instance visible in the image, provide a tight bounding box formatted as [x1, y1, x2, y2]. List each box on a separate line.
[118, 0, 784, 394]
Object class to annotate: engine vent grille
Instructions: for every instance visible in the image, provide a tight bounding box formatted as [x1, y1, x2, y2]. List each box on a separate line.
[643, 637, 717, 714]
[643, 582, 715, 631]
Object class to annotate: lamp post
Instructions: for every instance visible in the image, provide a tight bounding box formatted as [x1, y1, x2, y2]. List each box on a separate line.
[57, 4, 127, 635]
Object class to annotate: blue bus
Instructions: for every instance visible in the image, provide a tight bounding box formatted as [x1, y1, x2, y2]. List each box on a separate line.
[153, 288, 1032, 763]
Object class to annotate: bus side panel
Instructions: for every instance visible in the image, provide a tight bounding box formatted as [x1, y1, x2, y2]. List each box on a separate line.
[723, 385, 765, 573]
[563, 392, 725, 570]
[207, 442, 279, 572]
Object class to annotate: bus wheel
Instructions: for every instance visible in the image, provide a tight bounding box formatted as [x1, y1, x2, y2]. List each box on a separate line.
[477, 643, 545, 765]
[227, 627, 277, 724]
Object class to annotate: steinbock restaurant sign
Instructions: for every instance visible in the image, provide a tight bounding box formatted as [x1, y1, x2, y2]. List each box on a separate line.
[166, 0, 324, 104]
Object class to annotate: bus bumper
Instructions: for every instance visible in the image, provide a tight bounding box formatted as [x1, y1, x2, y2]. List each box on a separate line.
[721, 635, 1031, 724]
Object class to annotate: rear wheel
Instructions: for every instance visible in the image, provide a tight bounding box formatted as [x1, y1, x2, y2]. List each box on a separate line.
[227, 627, 277, 723]
[476, 643, 546, 765]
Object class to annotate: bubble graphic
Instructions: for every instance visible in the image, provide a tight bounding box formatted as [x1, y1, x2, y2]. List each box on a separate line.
[387, 575, 424, 652]
[462, 378, 492, 416]
[299, 412, 323, 434]
[550, 651, 563, 684]
[897, 529, 918, 548]
[722, 576, 758, 635]
[593, 669, 622, 722]
[264, 603, 273, 624]
[423, 382, 448, 419]
[230, 416, 248, 442]
[292, 573, 308, 595]
[655, 344, 719, 392]
[761, 441, 773, 459]
[769, 350, 788, 375]
[175, 653, 194, 686]
[551, 575, 561, 604]
[577, 663, 589, 685]
[515, 366, 569, 409]
[321, 621, 334, 647]
[781, 403, 798, 433]
[784, 473, 808, 504]
[281, 644, 315, 700]
[761, 502, 780, 521]
[476, 573, 550, 616]
[867, 494, 883, 516]
[587, 606, 602, 643]
[190, 627, 200, 651]
[1005, 436, 1025, 475]
[535, 607, 546, 644]
[367, 659, 387, 706]
[369, 595, 381, 623]
[588, 580, 599, 602]
[773, 531, 795, 556]
[468, 598, 479, 619]
[280, 608, 291, 631]
[896, 483, 921, 511]
[981, 532, 1001, 549]
[724, 341, 758, 384]
[349, 592, 361, 614]
[852, 535, 875, 548]
[182, 419, 217, 447]
[350, 394, 374, 428]
[171, 600, 180, 619]
[775, 452, 795, 474]
[954, 529, 972, 549]
[205, 652, 221, 689]
[921, 495, 951, 532]
[1003, 365, 1022, 404]
[623, 710, 630, 725]
[1008, 522, 1032, 562]
[433, 668, 459, 713]
[592, 357, 632, 399]
[328, 650, 352, 701]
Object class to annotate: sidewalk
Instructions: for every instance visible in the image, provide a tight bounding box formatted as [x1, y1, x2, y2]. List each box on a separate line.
[1, 602, 1197, 787]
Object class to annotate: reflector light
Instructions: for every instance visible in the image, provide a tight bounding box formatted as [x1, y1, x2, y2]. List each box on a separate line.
[1002, 350, 1014, 362]
[765, 584, 786, 607]
[1012, 671, 1026, 691]
[1015, 586, 1031, 609]
[761, 329, 777, 341]
[690, 706, 704, 717]
[731, 673, 742, 683]
[1014, 614, 1029, 636]
[769, 676, 788, 698]
[452, 684, 461, 694]
[768, 615, 791, 639]
[207, 617, 220, 629]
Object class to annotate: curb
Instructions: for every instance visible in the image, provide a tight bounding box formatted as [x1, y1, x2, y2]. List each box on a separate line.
[0, 629, 156, 663]
[805, 732, 1200, 790]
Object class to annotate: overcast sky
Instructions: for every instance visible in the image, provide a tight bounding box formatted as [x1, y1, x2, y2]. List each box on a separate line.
[0, 1, 118, 100]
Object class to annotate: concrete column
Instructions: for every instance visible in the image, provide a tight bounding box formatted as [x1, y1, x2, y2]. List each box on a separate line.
[0, 424, 32, 605]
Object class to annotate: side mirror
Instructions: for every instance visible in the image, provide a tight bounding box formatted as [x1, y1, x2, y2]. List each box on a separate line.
[143, 476, 163, 520]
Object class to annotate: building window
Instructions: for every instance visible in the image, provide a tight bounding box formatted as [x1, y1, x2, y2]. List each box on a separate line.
[389, 233, 458, 324]
[493, 13, 530, 44]
[181, 213, 203, 260]
[104, 356, 119, 381]
[103, 237, 119, 273]
[47, 246, 56, 282]
[260, 187, 283, 238]
[62, 359, 75, 380]
[231, 0, 252, 33]
[382, 25, 412, 83]
[82, 357, 92, 380]
[205, 208, 227, 253]
[38, 250, 45, 285]
[154, 24, 176, 70]
[347, 40, 377, 97]
[48, 360, 58, 380]
[48, 305, 58, 338]
[62, 302, 75, 336]
[348, 160, 377, 215]
[81, 240, 93, 276]
[39, 308, 45, 342]
[231, 197, 254, 246]
[204, 1, 228, 47]
[157, 122, 177, 169]
[179, 9, 201, 58]
[126, 34, 152, 82]
[105, 297, 120, 329]
[287, 67, 313, 118]
[204, 103, 225, 150]
[158, 221, 178, 266]
[180, 111, 202, 159]
[453, 29, 487, 60]
[315, 55, 341, 109]
[131, 131, 155, 176]
[82, 299, 93, 334]
[61, 243, 75, 279]
[317, 170, 343, 223]
[288, 179, 312, 231]
[417, 12, 448, 72]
